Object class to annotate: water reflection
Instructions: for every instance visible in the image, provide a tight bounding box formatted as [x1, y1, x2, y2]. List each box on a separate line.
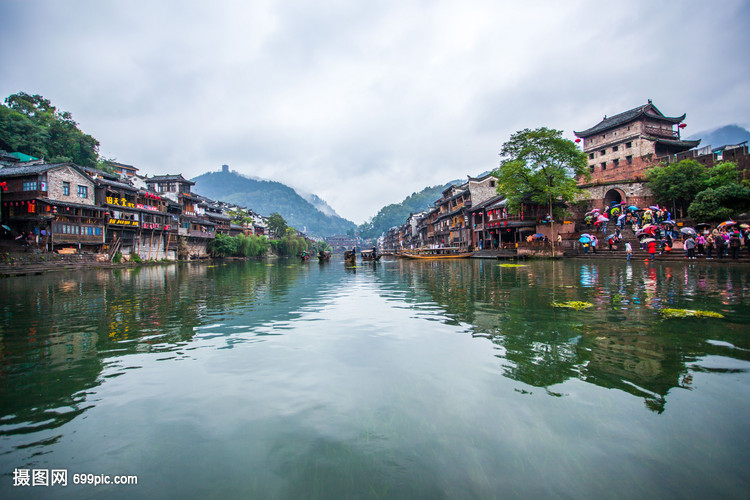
[381, 259, 750, 413]
[1, 258, 749, 498]
[0, 260, 343, 447]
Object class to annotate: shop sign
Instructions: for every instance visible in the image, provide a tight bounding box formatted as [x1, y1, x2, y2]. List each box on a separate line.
[107, 196, 135, 208]
[108, 218, 138, 226]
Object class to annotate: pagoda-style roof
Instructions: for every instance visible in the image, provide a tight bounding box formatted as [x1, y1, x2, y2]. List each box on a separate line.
[575, 102, 686, 138]
[649, 137, 701, 150]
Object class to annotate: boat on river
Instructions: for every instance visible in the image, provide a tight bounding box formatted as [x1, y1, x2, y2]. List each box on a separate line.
[343, 250, 357, 264]
[401, 247, 474, 259]
[361, 249, 381, 262]
[317, 251, 331, 262]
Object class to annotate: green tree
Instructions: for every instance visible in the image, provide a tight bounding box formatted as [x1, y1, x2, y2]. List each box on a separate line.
[645, 159, 709, 217]
[493, 127, 588, 252]
[267, 212, 288, 237]
[706, 161, 740, 189]
[688, 183, 750, 221]
[0, 92, 100, 167]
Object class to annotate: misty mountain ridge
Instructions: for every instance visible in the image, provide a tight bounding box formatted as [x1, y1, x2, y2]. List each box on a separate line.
[688, 124, 750, 149]
[191, 170, 356, 237]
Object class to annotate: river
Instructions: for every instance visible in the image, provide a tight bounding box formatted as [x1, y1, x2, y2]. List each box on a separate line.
[1, 258, 749, 498]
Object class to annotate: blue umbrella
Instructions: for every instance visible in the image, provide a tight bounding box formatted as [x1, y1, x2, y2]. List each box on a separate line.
[606, 233, 617, 240]
[579, 236, 591, 244]
[580, 233, 592, 238]
[627, 205, 639, 211]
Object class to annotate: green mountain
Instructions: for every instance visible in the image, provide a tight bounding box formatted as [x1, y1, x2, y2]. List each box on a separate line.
[192, 170, 356, 237]
[358, 180, 463, 239]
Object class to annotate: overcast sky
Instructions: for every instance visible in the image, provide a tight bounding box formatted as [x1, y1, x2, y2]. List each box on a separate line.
[2, 0, 749, 223]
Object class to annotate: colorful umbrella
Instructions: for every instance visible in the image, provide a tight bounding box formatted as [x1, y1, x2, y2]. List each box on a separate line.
[718, 221, 736, 228]
[649, 205, 659, 210]
[596, 214, 609, 223]
[579, 236, 591, 244]
[680, 227, 697, 235]
[617, 213, 626, 221]
[580, 233, 592, 239]
[641, 238, 656, 244]
[661, 220, 676, 226]
[606, 233, 617, 241]
[627, 205, 639, 211]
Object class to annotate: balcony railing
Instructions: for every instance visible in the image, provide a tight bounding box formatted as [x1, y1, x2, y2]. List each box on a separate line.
[643, 126, 678, 139]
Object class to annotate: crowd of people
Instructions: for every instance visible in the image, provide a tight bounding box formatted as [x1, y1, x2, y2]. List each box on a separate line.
[582, 203, 750, 261]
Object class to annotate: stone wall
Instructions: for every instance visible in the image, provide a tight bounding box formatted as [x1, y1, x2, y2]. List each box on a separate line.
[467, 177, 498, 206]
[48, 166, 96, 206]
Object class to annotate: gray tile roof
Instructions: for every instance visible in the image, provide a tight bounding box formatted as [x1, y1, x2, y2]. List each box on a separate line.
[0, 162, 71, 177]
[575, 102, 685, 137]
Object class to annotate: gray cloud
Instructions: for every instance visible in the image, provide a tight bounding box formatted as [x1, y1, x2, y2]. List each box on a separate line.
[2, 0, 749, 224]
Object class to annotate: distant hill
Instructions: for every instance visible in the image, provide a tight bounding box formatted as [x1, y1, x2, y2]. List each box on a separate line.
[294, 188, 340, 218]
[357, 179, 464, 239]
[688, 124, 750, 149]
[192, 170, 356, 237]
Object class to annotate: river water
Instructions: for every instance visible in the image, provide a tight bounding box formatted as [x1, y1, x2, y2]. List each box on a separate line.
[1, 258, 749, 498]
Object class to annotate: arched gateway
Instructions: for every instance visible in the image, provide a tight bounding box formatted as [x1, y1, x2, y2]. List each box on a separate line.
[603, 188, 626, 207]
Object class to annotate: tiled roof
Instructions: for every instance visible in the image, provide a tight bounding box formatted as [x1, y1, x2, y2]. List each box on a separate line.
[0, 162, 71, 177]
[147, 174, 195, 185]
[648, 137, 701, 149]
[35, 197, 106, 211]
[97, 178, 138, 191]
[575, 103, 685, 137]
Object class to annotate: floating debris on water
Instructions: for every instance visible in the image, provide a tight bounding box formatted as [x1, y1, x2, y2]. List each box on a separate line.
[661, 308, 724, 319]
[551, 301, 593, 310]
[498, 264, 527, 268]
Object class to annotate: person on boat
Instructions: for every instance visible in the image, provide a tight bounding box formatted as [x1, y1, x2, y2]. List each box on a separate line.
[372, 246, 377, 258]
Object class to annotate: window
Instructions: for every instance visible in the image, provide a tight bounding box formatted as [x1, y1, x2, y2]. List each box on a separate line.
[626, 155, 633, 164]
[613, 159, 619, 167]
[613, 146, 619, 152]
[489, 180, 495, 187]
[626, 142, 632, 148]
[63, 182, 70, 196]
[601, 162, 607, 170]
[589, 165, 595, 172]
[23, 181, 37, 191]
[77, 185, 88, 198]
[600, 149, 606, 156]
[589, 153, 594, 159]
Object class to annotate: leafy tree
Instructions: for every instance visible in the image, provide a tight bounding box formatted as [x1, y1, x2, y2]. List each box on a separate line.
[706, 161, 740, 189]
[688, 183, 750, 221]
[267, 212, 288, 237]
[645, 159, 709, 216]
[0, 92, 100, 167]
[493, 127, 588, 250]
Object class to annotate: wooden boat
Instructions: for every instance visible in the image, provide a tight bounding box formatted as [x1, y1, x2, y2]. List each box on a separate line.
[317, 251, 331, 262]
[300, 251, 311, 262]
[343, 250, 357, 264]
[401, 247, 474, 259]
[361, 249, 381, 262]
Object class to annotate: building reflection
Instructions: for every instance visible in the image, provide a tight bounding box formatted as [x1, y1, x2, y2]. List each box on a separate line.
[387, 259, 750, 413]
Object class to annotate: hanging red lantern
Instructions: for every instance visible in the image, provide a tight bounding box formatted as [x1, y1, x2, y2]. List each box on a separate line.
[575, 138, 581, 143]
[679, 123, 687, 129]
